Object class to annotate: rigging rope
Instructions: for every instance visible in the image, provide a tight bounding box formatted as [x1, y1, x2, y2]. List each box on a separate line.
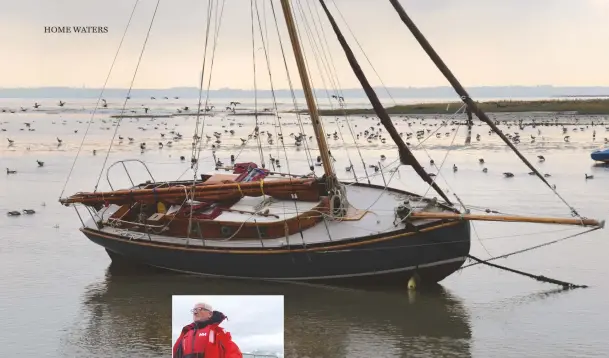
[298, 0, 361, 183]
[259, 0, 313, 249]
[188, 0, 227, 241]
[470, 221, 494, 259]
[395, 108, 465, 224]
[325, 0, 588, 227]
[187, 0, 216, 243]
[193, 0, 226, 169]
[269, 0, 316, 170]
[329, 0, 397, 103]
[320, 2, 467, 204]
[93, 0, 161, 193]
[303, 0, 377, 184]
[294, 0, 352, 218]
[251, 0, 266, 168]
[461, 226, 600, 270]
[59, 0, 140, 198]
[292, 0, 337, 177]
[190, 0, 217, 165]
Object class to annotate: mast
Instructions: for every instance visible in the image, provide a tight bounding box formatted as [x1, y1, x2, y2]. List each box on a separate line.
[279, 0, 335, 185]
[387, 0, 555, 192]
[317, 0, 453, 205]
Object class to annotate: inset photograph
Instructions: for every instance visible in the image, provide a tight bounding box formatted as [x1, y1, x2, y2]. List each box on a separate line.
[172, 295, 284, 358]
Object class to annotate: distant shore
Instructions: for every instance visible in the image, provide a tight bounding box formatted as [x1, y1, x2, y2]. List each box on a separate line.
[308, 99, 609, 116]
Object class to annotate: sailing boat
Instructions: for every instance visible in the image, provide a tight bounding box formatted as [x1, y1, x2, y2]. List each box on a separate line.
[59, 0, 604, 286]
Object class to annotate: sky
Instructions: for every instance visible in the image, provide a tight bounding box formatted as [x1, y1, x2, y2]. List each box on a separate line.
[172, 295, 284, 355]
[0, 0, 607, 89]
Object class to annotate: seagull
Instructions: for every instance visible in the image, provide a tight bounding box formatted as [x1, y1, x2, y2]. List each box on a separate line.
[36, 160, 44, 167]
[6, 168, 16, 174]
[503, 172, 514, 178]
[585, 174, 594, 180]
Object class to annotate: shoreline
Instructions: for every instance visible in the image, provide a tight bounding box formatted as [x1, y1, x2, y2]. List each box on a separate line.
[305, 99, 609, 116]
[105, 99, 609, 119]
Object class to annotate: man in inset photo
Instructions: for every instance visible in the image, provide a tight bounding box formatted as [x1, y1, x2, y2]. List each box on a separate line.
[173, 302, 243, 358]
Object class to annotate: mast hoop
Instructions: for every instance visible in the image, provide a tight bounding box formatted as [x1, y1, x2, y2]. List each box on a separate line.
[329, 190, 346, 218]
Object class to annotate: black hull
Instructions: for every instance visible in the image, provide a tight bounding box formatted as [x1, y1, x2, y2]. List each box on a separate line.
[82, 219, 470, 287]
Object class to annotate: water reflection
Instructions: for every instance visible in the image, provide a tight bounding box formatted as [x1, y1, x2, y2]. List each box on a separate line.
[284, 284, 472, 358]
[60, 264, 472, 358]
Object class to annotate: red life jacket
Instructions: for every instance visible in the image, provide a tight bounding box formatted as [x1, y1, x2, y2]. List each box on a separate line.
[173, 316, 243, 358]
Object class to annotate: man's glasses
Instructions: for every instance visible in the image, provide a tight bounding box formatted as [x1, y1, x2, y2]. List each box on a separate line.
[191, 307, 210, 314]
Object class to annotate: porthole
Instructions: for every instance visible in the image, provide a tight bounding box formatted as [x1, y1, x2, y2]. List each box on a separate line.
[220, 226, 233, 237]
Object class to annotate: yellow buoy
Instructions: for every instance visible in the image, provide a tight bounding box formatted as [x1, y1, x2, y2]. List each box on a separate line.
[407, 276, 417, 290]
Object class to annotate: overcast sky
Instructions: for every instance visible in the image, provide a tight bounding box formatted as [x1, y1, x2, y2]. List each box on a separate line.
[0, 0, 607, 89]
[172, 295, 284, 355]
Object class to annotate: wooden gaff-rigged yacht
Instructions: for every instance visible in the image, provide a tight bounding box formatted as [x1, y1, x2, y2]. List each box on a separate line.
[59, 0, 604, 287]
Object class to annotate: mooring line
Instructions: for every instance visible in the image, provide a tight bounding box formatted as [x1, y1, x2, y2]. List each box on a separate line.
[465, 254, 588, 289]
[462, 227, 600, 270]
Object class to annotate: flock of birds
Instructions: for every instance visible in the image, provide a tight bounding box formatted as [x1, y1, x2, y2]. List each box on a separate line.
[426, 154, 594, 186]
[2, 98, 247, 115]
[2, 100, 607, 186]
[7, 209, 36, 216]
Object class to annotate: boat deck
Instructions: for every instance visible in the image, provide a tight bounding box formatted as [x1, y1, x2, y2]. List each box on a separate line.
[84, 182, 450, 248]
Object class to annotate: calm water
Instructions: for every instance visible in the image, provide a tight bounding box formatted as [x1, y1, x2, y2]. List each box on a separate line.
[1, 99, 608, 357]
